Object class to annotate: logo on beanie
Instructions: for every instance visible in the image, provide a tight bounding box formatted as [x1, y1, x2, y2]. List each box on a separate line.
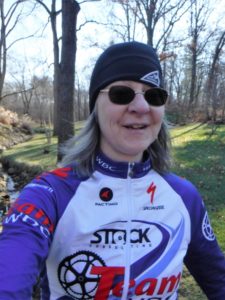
[141, 71, 160, 87]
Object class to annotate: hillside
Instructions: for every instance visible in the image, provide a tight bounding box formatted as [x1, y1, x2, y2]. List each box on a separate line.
[0, 106, 33, 151]
[0, 107, 34, 215]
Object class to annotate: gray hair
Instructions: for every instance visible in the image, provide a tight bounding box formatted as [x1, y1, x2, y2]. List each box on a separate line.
[61, 108, 171, 176]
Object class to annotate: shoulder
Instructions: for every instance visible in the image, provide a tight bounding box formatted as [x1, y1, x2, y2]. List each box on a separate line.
[35, 164, 88, 188]
[161, 172, 209, 237]
[37, 165, 77, 182]
[19, 164, 87, 210]
[161, 172, 199, 198]
[9, 165, 89, 233]
[160, 172, 204, 214]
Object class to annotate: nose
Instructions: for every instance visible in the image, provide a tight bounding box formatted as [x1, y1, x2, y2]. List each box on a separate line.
[127, 93, 150, 114]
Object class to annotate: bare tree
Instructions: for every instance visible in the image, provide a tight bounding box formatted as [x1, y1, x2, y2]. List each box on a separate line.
[108, 0, 139, 42]
[75, 74, 89, 122]
[7, 64, 35, 115]
[31, 75, 53, 126]
[33, 0, 61, 136]
[205, 30, 225, 122]
[0, 0, 38, 102]
[17, 74, 34, 115]
[111, 0, 191, 49]
[34, 0, 80, 160]
[57, 0, 80, 160]
[187, 0, 213, 108]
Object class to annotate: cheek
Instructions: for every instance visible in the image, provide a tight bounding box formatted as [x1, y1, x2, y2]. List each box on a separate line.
[150, 107, 165, 123]
[96, 99, 114, 133]
[97, 98, 122, 129]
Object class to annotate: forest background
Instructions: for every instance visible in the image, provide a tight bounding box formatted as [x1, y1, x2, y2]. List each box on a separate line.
[0, 1, 225, 299]
[1, 0, 225, 159]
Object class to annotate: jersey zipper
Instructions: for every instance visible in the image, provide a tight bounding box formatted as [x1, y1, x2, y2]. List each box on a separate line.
[122, 162, 135, 299]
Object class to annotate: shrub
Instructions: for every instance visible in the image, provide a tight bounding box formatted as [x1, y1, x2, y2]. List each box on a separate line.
[0, 106, 19, 126]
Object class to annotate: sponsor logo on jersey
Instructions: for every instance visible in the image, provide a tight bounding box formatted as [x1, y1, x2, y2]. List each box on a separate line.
[99, 187, 113, 202]
[143, 205, 165, 211]
[143, 182, 165, 211]
[202, 212, 215, 241]
[91, 266, 180, 299]
[4, 200, 54, 238]
[57, 250, 181, 300]
[58, 251, 106, 299]
[147, 182, 157, 204]
[90, 220, 154, 249]
[90, 227, 151, 245]
[96, 156, 117, 172]
[25, 183, 54, 193]
[95, 187, 118, 206]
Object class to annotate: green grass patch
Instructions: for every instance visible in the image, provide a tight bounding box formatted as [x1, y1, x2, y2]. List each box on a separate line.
[171, 123, 225, 249]
[3, 133, 58, 170]
[170, 123, 225, 299]
[2, 122, 225, 299]
[3, 122, 85, 170]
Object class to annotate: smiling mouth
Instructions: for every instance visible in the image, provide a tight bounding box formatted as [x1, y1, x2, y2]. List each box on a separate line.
[124, 124, 148, 129]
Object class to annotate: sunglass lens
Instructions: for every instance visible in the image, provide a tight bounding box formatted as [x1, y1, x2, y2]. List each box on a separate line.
[109, 86, 134, 104]
[145, 88, 168, 106]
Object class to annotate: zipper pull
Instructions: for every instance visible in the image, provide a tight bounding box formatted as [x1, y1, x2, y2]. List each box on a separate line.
[128, 162, 135, 178]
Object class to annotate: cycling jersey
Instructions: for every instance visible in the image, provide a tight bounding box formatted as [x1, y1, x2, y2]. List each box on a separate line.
[0, 152, 225, 299]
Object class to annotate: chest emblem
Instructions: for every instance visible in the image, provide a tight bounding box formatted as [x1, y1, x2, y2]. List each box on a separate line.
[147, 182, 157, 204]
[99, 187, 113, 202]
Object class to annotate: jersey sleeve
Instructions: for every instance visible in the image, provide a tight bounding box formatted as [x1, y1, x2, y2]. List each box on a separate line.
[184, 195, 225, 298]
[163, 172, 225, 298]
[0, 175, 58, 299]
[180, 179, 225, 298]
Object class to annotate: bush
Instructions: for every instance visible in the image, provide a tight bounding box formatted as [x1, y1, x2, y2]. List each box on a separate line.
[0, 106, 19, 126]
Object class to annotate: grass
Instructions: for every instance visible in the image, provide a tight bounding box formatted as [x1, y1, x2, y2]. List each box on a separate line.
[2, 122, 225, 299]
[2, 133, 58, 170]
[170, 123, 225, 299]
[1, 121, 84, 170]
[171, 123, 225, 249]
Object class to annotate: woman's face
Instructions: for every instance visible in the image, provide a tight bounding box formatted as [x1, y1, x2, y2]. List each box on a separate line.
[96, 81, 165, 162]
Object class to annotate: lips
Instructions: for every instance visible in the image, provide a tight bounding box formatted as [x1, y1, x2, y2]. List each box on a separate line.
[124, 124, 148, 129]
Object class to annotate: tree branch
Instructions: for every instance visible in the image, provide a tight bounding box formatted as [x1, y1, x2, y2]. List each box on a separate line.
[1, 87, 34, 101]
[79, 0, 101, 4]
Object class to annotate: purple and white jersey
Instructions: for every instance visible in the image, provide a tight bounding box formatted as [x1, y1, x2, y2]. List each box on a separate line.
[0, 152, 225, 299]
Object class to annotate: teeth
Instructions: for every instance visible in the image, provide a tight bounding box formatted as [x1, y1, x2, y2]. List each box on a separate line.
[127, 125, 145, 129]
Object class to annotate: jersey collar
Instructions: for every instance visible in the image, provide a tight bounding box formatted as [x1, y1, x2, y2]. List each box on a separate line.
[95, 152, 152, 178]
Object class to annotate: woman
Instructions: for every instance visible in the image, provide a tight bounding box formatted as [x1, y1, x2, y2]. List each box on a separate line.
[0, 41, 225, 300]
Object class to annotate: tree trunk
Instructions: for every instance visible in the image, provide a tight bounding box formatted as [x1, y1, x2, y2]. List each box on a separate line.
[0, 0, 6, 102]
[50, 0, 60, 136]
[205, 30, 225, 122]
[189, 44, 197, 105]
[57, 0, 80, 161]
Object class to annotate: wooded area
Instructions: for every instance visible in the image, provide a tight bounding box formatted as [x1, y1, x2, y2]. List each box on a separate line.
[0, 0, 225, 159]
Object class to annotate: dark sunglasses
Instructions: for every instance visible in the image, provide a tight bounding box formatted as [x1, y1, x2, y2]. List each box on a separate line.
[100, 85, 168, 106]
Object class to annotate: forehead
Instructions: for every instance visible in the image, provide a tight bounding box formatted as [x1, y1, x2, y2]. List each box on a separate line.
[107, 80, 152, 90]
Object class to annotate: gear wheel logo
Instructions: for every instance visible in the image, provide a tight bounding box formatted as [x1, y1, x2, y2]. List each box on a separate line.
[58, 250, 106, 299]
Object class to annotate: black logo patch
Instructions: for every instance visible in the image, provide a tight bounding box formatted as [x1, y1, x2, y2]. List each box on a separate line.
[99, 188, 113, 202]
[58, 250, 106, 299]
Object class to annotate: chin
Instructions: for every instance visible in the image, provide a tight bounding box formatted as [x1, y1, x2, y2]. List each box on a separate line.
[123, 149, 146, 161]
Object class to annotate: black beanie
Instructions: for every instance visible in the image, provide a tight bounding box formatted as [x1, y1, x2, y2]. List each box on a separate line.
[89, 41, 163, 113]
